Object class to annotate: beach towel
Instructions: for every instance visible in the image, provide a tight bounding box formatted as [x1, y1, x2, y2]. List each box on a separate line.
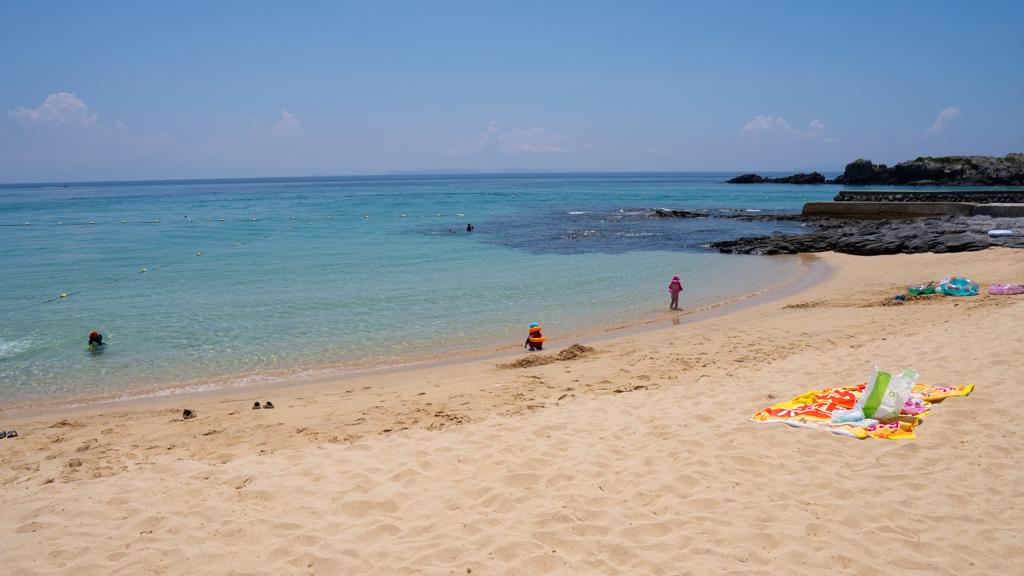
[750, 382, 973, 439]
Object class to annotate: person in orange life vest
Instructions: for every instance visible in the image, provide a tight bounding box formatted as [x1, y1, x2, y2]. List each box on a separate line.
[524, 322, 545, 351]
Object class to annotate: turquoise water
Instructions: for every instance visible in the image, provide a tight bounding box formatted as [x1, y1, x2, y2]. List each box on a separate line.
[0, 173, 838, 406]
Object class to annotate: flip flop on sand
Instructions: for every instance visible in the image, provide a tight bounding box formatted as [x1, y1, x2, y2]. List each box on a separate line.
[252, 401, 261, 410]
[6, 431, 17, 438]
[183, 409, 196, 420]
[0, 431, 6, 439]
[263, 401, 275, 409]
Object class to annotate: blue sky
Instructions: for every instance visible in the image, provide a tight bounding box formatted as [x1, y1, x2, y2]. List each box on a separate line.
[1, 1, 1022, 182]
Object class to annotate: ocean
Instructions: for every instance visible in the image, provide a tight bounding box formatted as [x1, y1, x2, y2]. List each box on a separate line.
[0, 173, 840, 407]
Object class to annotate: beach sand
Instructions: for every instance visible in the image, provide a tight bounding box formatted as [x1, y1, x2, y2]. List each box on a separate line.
[1, 249, 1022, 575]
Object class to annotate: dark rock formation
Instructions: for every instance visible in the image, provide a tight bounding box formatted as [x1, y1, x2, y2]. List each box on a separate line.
[725, 172, 826, 184]
[710, 216, 1024, 256]
[647, 208, 707, 218]
[725, 173, 765, 184]
[829, 154, 1024, 186]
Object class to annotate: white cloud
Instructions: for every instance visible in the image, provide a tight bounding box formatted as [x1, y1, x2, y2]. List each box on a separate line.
[741, 115, 835, 142]
[476, 121, 565, 153]
[273, 110, 302, 136]
[8, 92, 100, 128]
[925, 105, 959, 136]
[742, 115, 795, 134]
[247, 110, 303, 140]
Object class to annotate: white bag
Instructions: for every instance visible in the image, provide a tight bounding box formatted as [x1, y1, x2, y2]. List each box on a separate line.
[857, 365, 917, 421]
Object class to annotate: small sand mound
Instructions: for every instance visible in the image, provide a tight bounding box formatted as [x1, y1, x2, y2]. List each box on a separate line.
[555, 344, 596, 361]
[501, 355, 555, 369]
[499, 344, 596, 369]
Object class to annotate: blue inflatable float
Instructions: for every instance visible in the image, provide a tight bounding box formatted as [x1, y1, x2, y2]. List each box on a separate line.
[939, 276, 979, 296]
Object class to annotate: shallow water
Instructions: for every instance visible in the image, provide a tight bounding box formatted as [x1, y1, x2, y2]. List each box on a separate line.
[0, 173, 838, 405]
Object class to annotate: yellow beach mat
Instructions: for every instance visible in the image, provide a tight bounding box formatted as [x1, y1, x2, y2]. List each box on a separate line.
[750, 382, 974, 440]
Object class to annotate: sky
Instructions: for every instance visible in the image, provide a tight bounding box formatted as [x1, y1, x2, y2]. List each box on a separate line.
[1, 0, 1022, 183]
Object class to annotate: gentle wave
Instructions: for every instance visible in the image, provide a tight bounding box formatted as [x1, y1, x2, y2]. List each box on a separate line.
[0, 337, 34, 360]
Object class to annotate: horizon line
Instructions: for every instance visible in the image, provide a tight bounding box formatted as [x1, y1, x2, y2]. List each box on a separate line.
[0, 168, 846, 188]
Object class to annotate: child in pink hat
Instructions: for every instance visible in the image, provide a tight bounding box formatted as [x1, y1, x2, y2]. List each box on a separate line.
[668, 275, 683, 310]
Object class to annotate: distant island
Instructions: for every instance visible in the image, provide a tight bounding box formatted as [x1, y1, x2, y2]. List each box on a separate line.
[726, 153, 1024, 186]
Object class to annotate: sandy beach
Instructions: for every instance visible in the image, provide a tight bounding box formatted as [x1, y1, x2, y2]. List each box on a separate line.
[2, 248, 1022, 575]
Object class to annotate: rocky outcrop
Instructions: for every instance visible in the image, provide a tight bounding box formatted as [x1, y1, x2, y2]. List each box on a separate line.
[829, 154, 1024, 186]
[647, 208, 707, 218]
[725, 172, 826, 184]
[710, 216, 1024, 256]
[725, 173, 765, 184]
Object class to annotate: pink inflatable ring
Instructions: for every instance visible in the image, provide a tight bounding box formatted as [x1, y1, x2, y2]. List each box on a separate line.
[989, 284, 1024, 295]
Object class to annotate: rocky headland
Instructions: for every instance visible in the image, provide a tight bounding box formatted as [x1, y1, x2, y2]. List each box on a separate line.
[830, 154, 1024, 186]
[725, 153, 1024, 187]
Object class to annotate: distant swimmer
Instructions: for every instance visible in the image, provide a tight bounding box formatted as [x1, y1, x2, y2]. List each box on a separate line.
[524, 322, 545, 351]
[88, 330, 105, 350]
[466, 223, 475, 232]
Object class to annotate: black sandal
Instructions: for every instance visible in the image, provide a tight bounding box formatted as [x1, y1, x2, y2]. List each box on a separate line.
[183, 409, 196, 420]
[6, 430, 16, 438]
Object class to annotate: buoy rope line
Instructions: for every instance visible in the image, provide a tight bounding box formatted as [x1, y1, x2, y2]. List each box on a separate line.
[0, 211, 472, 227]
[35, 226, 284, 306]
[1, 212, 473, 306]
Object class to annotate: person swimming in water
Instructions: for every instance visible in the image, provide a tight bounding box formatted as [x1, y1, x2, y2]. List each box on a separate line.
[466, 223, 474, 232]
[88, 330, 104, 349]
[524, 322, 545, 351]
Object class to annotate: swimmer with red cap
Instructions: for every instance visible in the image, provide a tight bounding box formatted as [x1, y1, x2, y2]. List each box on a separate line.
[88, 330, 104, 348]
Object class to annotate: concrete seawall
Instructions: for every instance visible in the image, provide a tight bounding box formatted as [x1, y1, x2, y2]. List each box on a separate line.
[834, 190, 1024, 203]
